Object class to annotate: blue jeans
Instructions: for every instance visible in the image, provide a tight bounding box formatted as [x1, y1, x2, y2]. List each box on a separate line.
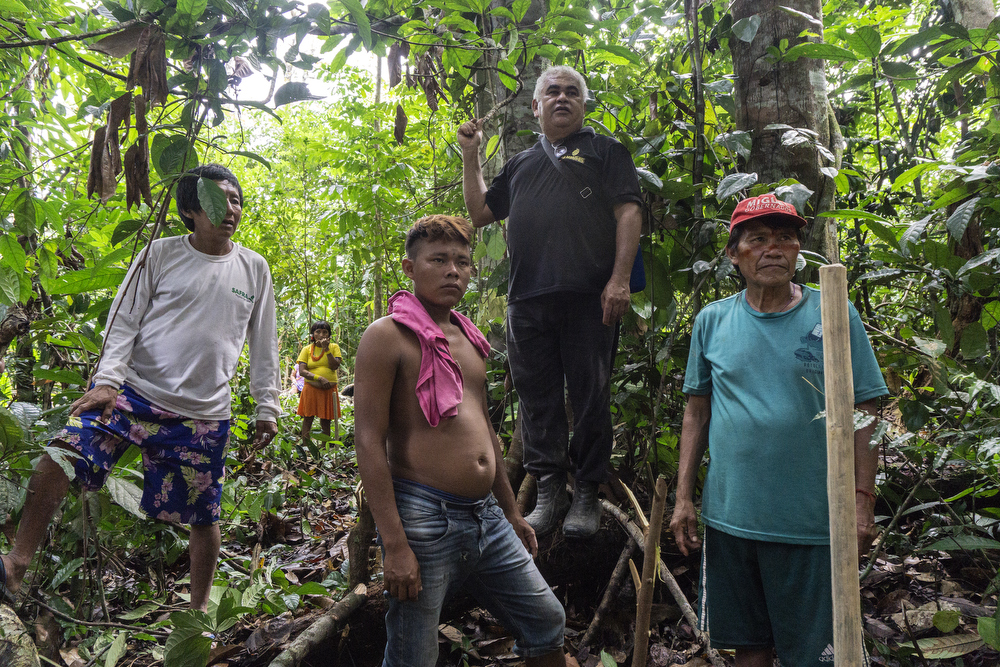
[507, 292, 616, 483]
[383, 479, 566, 667]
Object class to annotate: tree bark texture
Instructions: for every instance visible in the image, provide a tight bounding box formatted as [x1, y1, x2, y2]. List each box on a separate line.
[731, 0, 839, 260]
[347, 491, 377, 589]
[952, 0, 996, 29]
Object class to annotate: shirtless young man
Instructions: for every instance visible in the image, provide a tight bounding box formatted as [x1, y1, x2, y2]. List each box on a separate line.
[354, 215, 569, 667]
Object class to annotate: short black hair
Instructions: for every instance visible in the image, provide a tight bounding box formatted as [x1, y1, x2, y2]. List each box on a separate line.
[310, 320, 332, 337]
[175, 164, 243, 231]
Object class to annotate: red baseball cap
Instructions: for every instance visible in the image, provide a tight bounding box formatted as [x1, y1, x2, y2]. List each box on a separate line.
[729, 194, 807, 233]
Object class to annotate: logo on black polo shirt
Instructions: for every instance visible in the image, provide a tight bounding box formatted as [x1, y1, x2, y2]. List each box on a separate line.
[561, 148, 586, 164]
[232, 287, 255, 303]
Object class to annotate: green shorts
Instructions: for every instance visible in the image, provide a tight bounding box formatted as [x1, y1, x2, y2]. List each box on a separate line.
[699, 526, 868, 666]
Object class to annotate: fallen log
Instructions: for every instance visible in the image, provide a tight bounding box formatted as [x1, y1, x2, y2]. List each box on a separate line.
[268, 584, 368, 667]
[600, 500, 726, 667]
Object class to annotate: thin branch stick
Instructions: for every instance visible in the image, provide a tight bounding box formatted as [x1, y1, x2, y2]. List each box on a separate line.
[861, 442, 958, 581]
[633, 478, 668, 667]
[618, 480, 649, 531]
[268, 584, 368, 667]
[600, 500, 726, 667]
[20, 592, 168, 637]
[0, 18, 142, 49]
[579, 541, 637, 650]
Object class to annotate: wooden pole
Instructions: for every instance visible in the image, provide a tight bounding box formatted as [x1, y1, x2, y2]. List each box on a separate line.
[632, 477, 667, 667]
[820, 264, 863, 667]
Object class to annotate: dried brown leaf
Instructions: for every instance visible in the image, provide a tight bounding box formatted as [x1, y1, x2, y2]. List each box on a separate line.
[388, 42, 402, 88]
[393, 104, 407, 144]
[89, 22, 148, 58]
[86, 126, 107, 199]
[126, 26, 153, 92]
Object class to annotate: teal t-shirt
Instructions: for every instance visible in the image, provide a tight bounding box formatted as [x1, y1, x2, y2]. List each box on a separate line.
[683, 286, 889, 544]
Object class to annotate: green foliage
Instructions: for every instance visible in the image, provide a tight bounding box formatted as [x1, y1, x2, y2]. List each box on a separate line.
[0, 0, 998, 660]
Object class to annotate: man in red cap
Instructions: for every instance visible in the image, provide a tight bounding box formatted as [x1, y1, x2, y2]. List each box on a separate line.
[669, 193, 888, 666]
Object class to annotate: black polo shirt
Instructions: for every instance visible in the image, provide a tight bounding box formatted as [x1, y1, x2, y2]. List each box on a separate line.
[484, 127, 642, 303]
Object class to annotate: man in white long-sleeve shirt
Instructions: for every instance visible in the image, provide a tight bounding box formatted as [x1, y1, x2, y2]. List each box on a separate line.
[0, 164, 280, 611]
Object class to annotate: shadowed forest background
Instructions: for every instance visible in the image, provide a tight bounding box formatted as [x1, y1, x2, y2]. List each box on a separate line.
[1, 0, 1000, 664]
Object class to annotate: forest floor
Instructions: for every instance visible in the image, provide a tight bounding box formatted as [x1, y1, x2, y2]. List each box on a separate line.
[8, 448, 1000, 667]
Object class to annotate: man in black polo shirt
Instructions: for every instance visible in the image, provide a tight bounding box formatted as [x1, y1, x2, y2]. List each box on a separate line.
[458, 65, 642, 539]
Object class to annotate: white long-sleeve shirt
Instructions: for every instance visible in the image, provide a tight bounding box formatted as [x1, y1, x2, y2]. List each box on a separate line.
[92, 235, 281, 422]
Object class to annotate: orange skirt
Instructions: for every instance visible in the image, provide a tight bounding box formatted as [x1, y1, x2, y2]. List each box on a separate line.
[296, 382, 339, 420]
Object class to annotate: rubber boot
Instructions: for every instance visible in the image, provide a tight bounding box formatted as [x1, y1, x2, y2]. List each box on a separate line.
[563, 481, 601, 538]
[524, 473, 570, 537]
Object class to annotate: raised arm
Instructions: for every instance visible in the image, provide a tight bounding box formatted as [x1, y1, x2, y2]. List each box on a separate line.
[353, 321, 421, 601]
[457, 120, 496, 228]
[601, 201, 642, 325]
[669, 394, 712, 556]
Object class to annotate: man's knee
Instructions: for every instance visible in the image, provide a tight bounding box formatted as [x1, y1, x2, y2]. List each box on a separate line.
[519, 594, 566, 656]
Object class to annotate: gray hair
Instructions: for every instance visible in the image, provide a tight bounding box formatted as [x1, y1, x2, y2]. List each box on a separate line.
[533, 65, 589, 104]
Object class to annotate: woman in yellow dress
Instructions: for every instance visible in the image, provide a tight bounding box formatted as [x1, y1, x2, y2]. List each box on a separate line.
[296, 321, 342, 441]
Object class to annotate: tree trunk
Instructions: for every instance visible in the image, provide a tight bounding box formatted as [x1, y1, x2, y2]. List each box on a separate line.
[731, 0, 839, 264]
[946, 0, 993, 355]
[952, 0, 996, 28]
[347, 490, 377, 588]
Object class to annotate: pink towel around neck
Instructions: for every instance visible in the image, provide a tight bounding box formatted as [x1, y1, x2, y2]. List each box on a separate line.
[388, 290, 492, 427]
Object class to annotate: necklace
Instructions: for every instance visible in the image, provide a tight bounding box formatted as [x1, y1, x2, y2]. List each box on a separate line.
[781, 284, 798, 312]
[310, 344, 326, 361]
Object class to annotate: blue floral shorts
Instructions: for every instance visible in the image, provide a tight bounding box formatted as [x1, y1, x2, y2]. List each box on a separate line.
[57, 384, 230, 526]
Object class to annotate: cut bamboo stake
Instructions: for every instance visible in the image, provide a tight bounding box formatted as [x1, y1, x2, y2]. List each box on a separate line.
[820, 264, 863, 667]
[268, 584, 368, 667]
[600, 500, 727, 667]
[633, 477, 668, 667]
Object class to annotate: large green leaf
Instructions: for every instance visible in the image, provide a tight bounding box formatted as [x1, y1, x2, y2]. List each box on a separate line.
[845, 25, 881, 58]
[165, 612, 213, 667]
[946, 196, 980, 241]
[782, 42, 858, 63]
[104, 631, 128, 667]
[961, 322, 989, 358]
[732, 15, 761, 43]
[958, 247, 1000, 275]
[176, 0, 207, 24]
[13, 189, 36, 235]
[33, 365, 88, 386]
[46, 267, 127, 295]
[339, 0, 371, 49]
[592, 43, 643, 66]
[716, 172, 757, 200]
[197, 177, 228, 227]
[0, 405, 24, 452]
[0, 0, 28, 11]
[979, 616, 1000, 650]
[274, 82, 323, 107]
[923, 534, 1000, 551]
[106, 476, 146, 520]
[152, 134, 199, 179]
[0, 266, 19, 305]
[0, 233, 27, 273]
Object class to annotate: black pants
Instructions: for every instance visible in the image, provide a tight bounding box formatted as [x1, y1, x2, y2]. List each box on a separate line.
[507, 292, 615, 484]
